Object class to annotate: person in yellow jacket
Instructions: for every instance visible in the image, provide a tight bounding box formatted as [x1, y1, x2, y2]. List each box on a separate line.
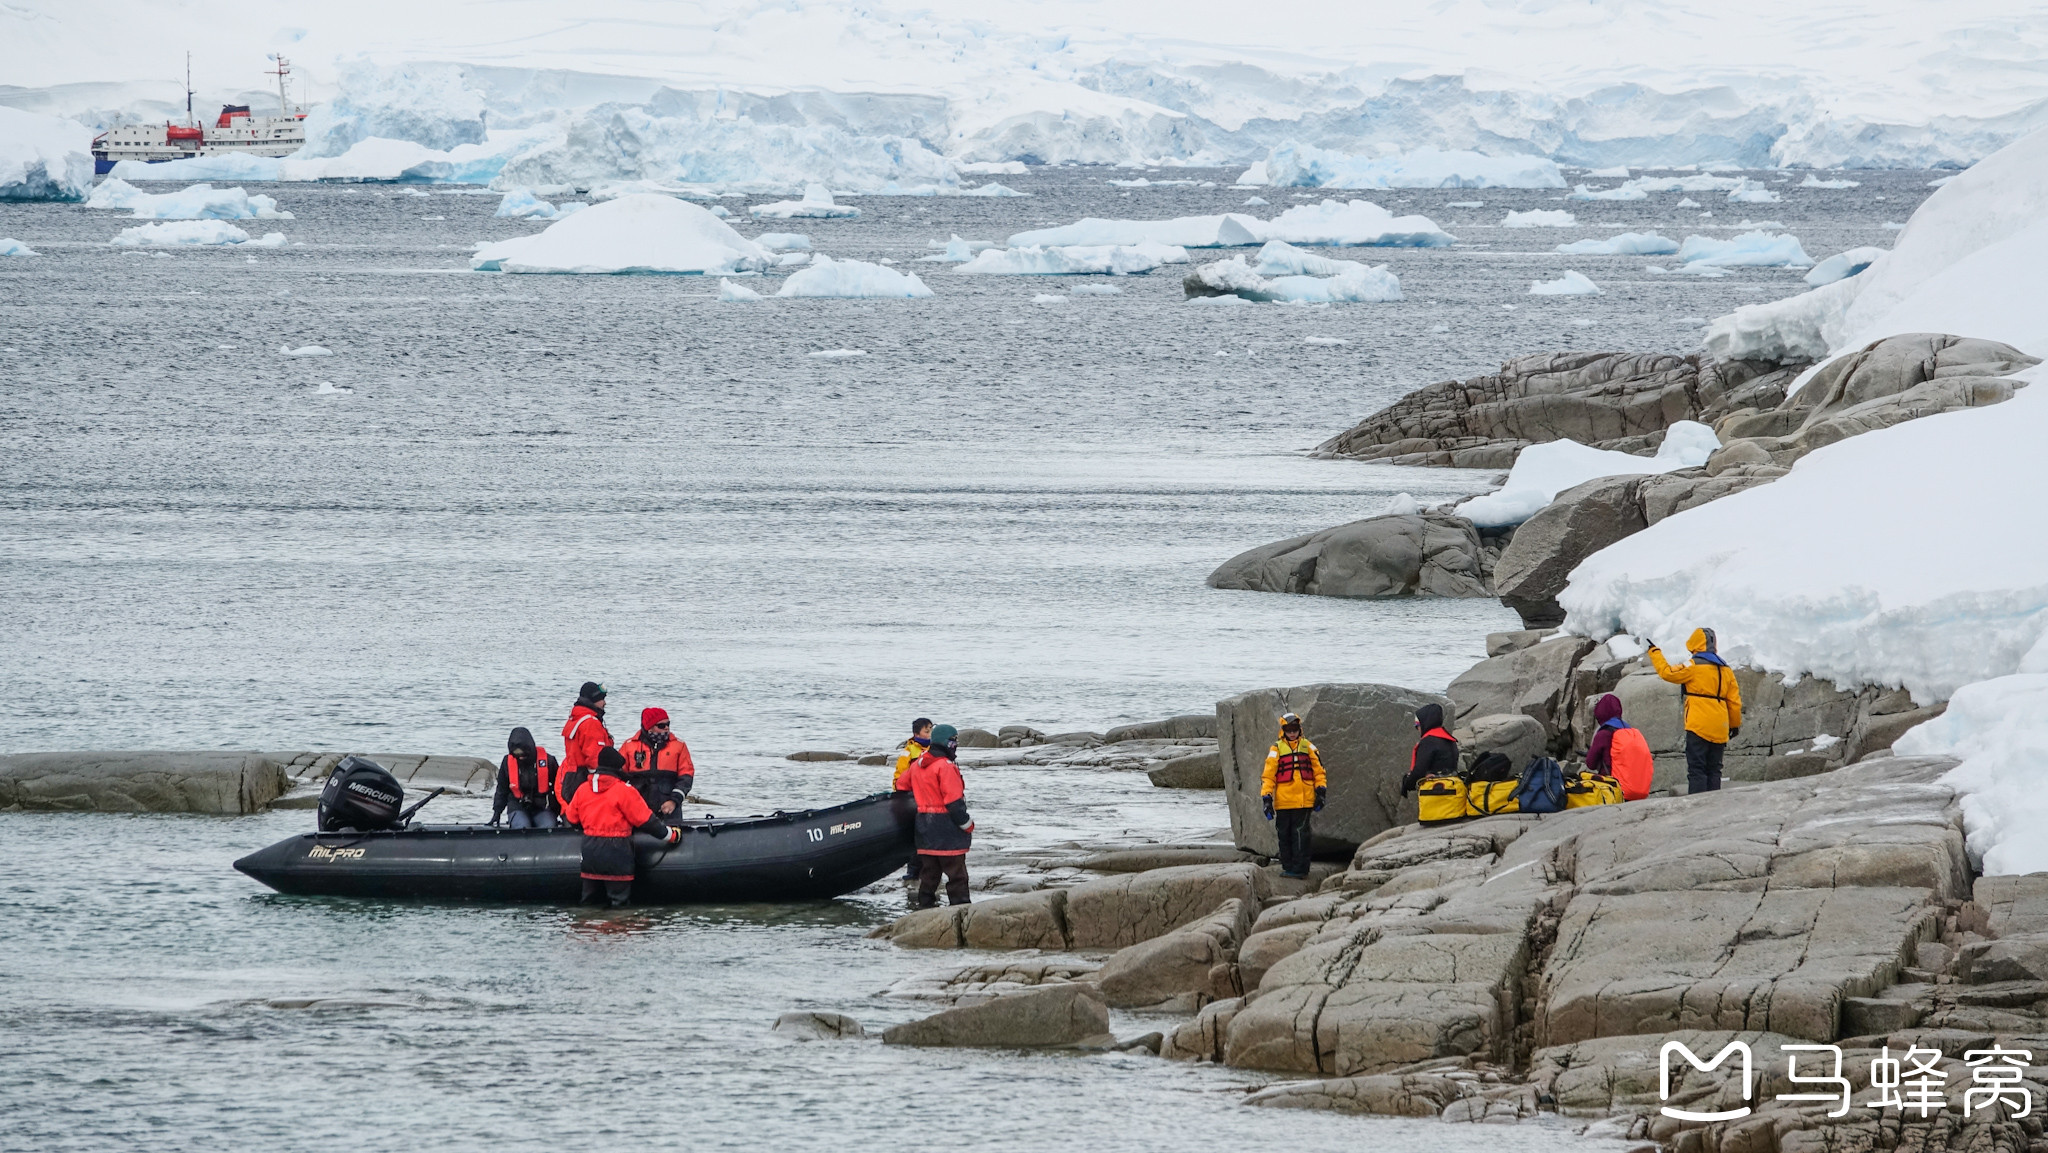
[1259, 712, 1327, 879]
[892, 718, 933, 884]
[1647, 627, 1744, 794]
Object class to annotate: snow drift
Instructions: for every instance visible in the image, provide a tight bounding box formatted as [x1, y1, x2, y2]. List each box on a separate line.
[1896, 674, 2048, 876]
[470, 193, 771, 274]
[1457, 424, 1718, 528]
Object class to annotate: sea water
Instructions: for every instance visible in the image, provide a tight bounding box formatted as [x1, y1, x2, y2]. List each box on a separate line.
[0, 169, 1928, 1149]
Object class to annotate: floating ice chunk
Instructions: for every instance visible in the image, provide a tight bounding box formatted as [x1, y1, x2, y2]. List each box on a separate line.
[281, 345, 334, 357]
[1242, 196, 1268, 207]
[1554, 232, 1679, 255]
[1529, 270, 1603, 295]
[1070, 284, 1121, 295]
[1107, 177, 1198, 188]
[808, 348, 867, 358]
[750, 184, 860, 220]
[86, 179, 293, 220]
[1185, 256, 1401, 303]
[774, 252, 811, 267]
[1501, 209, 1576, 228]
[1456, 421, 1717, 527]
[1008, 214, 1263, 249]
[1737, 219, 1787, 229]
[1259, 199, 1454, 247]
[1263, 142, 1563, 189]
[110, 220, 264, 247]
[953, 242, 1185, 276]
[1800, 175, 1862, 189]
[0, 238, 36, 256]
[1250, 240, 1367, 276]
[1675, 197, 1702, 208]
[1446, 201, 1483, 208]
[1728, 187, 1781, 203]
[1234, 161, 1269, 187]
[1677, 230, 1813, 267]
[718, 278, 764, 302]
[1565, 184, 1648, 201]
[1302, 336, 1349, 346]
[776, 253, 932, 298]
[1803, 246, 1888, 286]
[1625, 174, 1748, 193]
[963, 183, 1026, 197]
[1032, 293, 1068, 303]
[758, 232, 814, 251]
[495, 189, 559, 219]
[1584, 166, 1632, 179]
[471, 194, 771, 275]
[0, 107, 92, 201]
[249, 232, 286, 248]
[920, 234, 995, 262]
[958, 161, 1027, 176]
[313, 382, 352, 395]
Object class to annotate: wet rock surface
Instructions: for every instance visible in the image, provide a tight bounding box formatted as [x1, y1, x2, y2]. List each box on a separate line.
[0, 751, 294, 814]
[881, 982, 1112, 1049]
[1206, 512, 1508, 600]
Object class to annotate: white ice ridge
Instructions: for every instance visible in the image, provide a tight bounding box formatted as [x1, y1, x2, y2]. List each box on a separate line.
[1554, 232, 1678, 255]
[110, 135, 532, 185]
[85, 179, 291, 220]
[951, 242, 1187, 275]
[1456, 422, 1718, 528]
[1184, 248, 1402, 304]
[775, 253, 932, 298]
[1258, 143, 1564, 189]
[470, 193, 771, 275]
[1, 238, 39, 255]
[749, 184, 861, 220]
[1897, 674, 2048, 876]
[718, 278, 764, 302]
[1501, 209, 1576, 228]
[109, 221, 286, 247]
[1803, 246, 1887, 286]
[1529, 270, 1603, 296]
[0, 106, 91, 202]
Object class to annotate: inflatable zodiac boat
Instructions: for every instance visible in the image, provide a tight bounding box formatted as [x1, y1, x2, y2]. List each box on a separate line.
[233, 757, 916, 903]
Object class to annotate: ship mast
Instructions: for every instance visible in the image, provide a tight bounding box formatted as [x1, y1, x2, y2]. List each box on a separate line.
[185, 52, 193, 127]
[268, 54, 293, 115]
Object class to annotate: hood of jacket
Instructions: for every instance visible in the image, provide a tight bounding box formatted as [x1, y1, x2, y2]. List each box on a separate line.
[1593, 694, 1624, 725]
[1415, 703, 1446, 733]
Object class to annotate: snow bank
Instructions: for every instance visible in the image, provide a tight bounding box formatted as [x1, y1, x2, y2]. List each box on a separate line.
[1555, 232, 1678, 255]
[775, 253, 932, 298]
[718, 278, 764, 302]
[1894, 674, 2048, 875]
[1008, 214, 1262, 249]
[1803, 246, 1888, 286]
[0, 238, 38, 256]
[952, 243, 1184, 275]
[85, 179, 290, 220]
[1186, 256, 1402, 304]
[1262, 142, 1564, 189]
[1676, 230, 1813, 267]
[0, 107, 92, 202]
[470, 193, 771, 274]
[1501, 209, 1576, 228]
[1258, 199, 1454, 247]
[1529, 270, 1603, 296]
[109, 221, 283, 247]
[1457, 422, 1718, 528]
[749, 184, 860, 220]
[1559, 372, 2048, 703]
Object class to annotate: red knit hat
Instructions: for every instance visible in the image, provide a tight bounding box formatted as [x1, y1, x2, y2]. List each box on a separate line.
[641, 707, 670, 730]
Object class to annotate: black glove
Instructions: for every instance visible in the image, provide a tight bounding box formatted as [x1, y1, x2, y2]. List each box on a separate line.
[1730, 726, 1741, 739]
[1313, 786, 1327, 811]
[1261, 795, 1275, 821]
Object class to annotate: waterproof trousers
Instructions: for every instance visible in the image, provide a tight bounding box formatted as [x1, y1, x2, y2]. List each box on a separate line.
[915, 853, 970, 908]
[1275, 807, 1314, 877]
[1685, 732, 1725, 794]
[581, 878, 632, 907]
[508, 806, 556, 829]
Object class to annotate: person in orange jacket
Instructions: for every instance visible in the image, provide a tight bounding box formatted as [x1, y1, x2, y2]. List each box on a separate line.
[561, 746, 679, 907]
[907, 724, 974, 908]
[620, 707, 694, 817]
[491, 726, 560, 829]
[1585, 693, 1655, 801]
[1259, 712, 1327, 880]
[1646, 628, 1744, 795]
[557, 681, 613, 810]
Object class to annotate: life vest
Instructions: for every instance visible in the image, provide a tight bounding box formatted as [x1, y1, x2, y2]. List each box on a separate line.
[1273, 749, 1316, 784]
[1607, 726, 1654, 800]
[503, 747, 557, 802]
[1416, 775, 1468, 825]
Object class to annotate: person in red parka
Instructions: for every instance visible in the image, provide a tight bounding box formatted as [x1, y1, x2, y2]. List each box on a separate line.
[907, 724, 974, 909]
[561, 746, 679, 907]
[619, 706, 695, 816]
[557, 681, 613, 811]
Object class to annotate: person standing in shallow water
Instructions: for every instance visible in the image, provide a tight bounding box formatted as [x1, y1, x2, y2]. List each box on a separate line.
[561, 746, 679, 907]
[907, 724, 974, 908]
[1647, 628, 1744, 794]
[1260, 712, 1327, 880]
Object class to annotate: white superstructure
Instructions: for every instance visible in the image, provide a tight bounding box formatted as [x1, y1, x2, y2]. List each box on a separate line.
[91, 55, 308, 173]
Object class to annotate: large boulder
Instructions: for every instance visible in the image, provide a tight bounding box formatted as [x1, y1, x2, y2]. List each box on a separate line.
[0, 751, 292, 813]
[1147, 751, 1223, 789]
[872, 863, 1261, 950]
[881, 982, 1111, 1048]
[1219, 683, 1453, 856]
[1444, 635, 1597, 743]
[1206, 513, 1499, 599]
[1095, 897, 1251, 1008]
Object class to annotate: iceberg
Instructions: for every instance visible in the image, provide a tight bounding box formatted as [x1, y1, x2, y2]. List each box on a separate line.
[1249, 240, 1372, 276]
[0, 107, 92, 201]
[1262, 142, 1564, 189]
[775, 253, 932, 298]
[749, 184, 861, 220]
[1007, 214, 1263, 249]
[754, 232, 812, 251]
[1529, 270, 1603, 295]
[1728, 187, 1781, 203]
[952, 243, 1186, 276]
[963, 183, 1026, 197]
[1584, 166, 1632, 179]
[1457, 422, 1718, 528]
[1501, 209, 1576, 228]
[1234, 161, 1270, 187]
[1803, 246, 1888, 286]
[1258, 200, 1454, 247]
[958, 161, 1027, 176]
[1184, 256, 1402, 303]
[109, 221, 282, 247]
[1565, 183, 1649, 201]
[84, 180, 291, 220]
[1554, 232, 1679, 255]
[718, 278, 764, 302]
[470, 194, 771, 274]
[495, 189, 559, 219]
[0, 238, 38, 256]
[1677, 230, 1813, 268]
[108, 135, 523, 185]
[921, 235, 994, 262]
[1799, 175, 1862, 189]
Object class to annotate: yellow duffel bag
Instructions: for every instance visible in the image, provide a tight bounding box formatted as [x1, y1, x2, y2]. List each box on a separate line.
[1465, 779, 1520, 818]
[1564, 771, 1623, 808]
[1416, 775, 1468, 825]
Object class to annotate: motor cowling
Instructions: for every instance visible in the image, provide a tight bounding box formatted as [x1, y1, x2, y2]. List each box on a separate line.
[318, 756, 405, 831]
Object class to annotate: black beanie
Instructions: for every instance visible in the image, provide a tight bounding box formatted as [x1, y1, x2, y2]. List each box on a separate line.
[597, 746, 626, 773]
[579, 681, 606, 703]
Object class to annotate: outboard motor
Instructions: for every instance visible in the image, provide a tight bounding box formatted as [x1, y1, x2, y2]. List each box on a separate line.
[318, 756, 405, 832]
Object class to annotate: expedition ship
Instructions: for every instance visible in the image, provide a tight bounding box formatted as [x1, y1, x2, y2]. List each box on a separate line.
[92, 55, 307, 174]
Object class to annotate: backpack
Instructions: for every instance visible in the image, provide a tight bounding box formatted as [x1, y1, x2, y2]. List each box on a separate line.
[1607, 726, 1654, 801]
[1465, 751, 1517, 782]
[1512, 757, 1567, 814]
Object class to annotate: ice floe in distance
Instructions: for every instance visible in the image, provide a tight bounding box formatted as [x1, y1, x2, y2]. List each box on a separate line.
[1529, 270, 1603, 295]
[776, 253, 931, 298]
[470, 194, 770, 275]
[1501, 209, 1576, 228]
[750, 184, 860, 220]
[1261, 142, 1564, 189]
[0, 238, 38, 256]
[953, 242, 1185, 276]
[718, 278, 764, 302]
[1258, 199, 1454, 247]
[86, 180, 292, 220]
[1007, 213, 1262, 249]
[1554, 232, 1678, 255]
[1676, 230, 1813, 268]
[110, 221, 284, 247]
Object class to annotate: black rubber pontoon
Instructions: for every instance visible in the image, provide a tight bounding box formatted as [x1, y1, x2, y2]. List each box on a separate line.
[234, 791, 916, 903]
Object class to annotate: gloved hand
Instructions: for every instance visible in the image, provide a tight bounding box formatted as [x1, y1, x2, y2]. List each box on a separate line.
[961, 821, 976, 835]
[1729, 726, 1741, 739]
[1313, 786, 1327, 811]
[1261, 795, 1275, 821]
[663, 826, 682, 847]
